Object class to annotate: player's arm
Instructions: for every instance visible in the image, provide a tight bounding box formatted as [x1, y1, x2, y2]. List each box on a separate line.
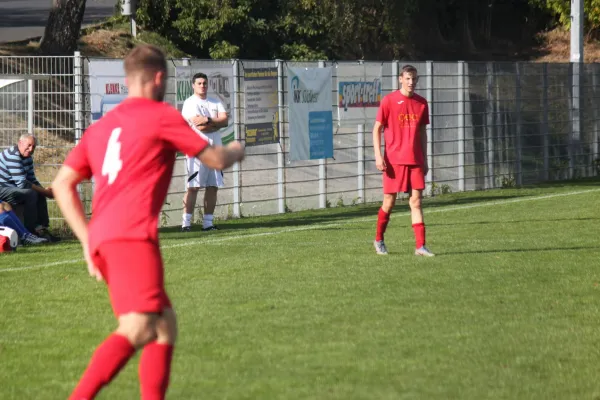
[420, 124, 429, 176]
[372, 121, 384, 163]
[373, 98, 387, 171]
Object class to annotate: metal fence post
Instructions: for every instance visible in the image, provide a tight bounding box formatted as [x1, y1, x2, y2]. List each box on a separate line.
[74, 51, 84, 203]
[357, 124, 365, 203]
[570, 61, 582, 178]
[542, 63, 550, 181]
[515, 62, 523, 186]
[457, 61, 465, 192]
[425, 61, 434, 192]
[231, 59, 241, 217]
[392, 60, 399, 91]
[27, 79, 34, 133]
[593, 64, 600, 171]
[74, 51, 83, 143]
[318, 59, 327, 209]
[276, 59, 286, 213]
[486, 62, 495, 189]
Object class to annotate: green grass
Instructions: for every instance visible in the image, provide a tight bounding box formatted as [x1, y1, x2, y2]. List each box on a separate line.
[1, 179, 600, 399]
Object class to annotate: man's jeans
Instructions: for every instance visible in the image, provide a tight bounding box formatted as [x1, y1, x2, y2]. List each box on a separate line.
[0, 187, 49, 232]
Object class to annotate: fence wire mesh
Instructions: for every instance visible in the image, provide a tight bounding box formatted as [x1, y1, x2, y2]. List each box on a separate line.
[0, 55, 598, 227]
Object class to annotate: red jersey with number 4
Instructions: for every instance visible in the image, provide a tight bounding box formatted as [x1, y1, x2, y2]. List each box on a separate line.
[376, 91, 429, 165]
[63, 97, 209, 254]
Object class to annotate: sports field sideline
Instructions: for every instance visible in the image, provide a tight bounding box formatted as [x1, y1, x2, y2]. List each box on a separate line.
[1, 179, 600, 399]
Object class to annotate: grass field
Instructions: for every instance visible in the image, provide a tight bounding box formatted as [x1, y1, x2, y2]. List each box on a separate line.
[1, 179, 600, 399]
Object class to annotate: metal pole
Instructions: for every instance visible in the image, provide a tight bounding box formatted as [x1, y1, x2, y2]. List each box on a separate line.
[515, 62, 523, 186]
[231, 59, 241, 217]
[27, 79, 34, 133]
[486, 62, 495, 189]
[318, 60, 327, 209]
[571, 0, 584, 64]
[425, 61, 434, 191]
[570, 0, 583, 178]
[74, 51, 83, 143]
[593, 65, 599, 173]
[392, 61, 399, 91]
[542, 63, 550, 181]
[357, 124, 365, 203]
[276, 59, 285, 213]
[457, 61, 465, 192]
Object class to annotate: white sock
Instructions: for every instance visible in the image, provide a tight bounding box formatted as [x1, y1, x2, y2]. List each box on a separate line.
[203, 214, 214, 229]
[182, 213, 193, 227]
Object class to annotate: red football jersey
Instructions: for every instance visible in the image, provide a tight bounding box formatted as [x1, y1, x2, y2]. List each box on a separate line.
[376, 91, 429, 165]
[64, 97, 209, 254]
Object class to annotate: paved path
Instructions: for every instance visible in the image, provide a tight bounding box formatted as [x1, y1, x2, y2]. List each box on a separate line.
[0, 0, 116, 43]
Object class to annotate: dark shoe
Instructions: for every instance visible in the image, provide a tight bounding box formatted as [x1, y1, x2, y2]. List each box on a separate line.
[181, 226, 191, 232]
[202, 225, 219, 232]
[22, 233, 49, 246]
[36, 228, 61, 243]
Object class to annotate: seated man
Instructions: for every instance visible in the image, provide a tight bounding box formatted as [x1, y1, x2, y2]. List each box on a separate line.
[0, 134, 59, 242]
[0, 201, 47, 245]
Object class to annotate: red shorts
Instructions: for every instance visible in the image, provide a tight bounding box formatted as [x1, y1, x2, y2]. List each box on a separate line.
[383, 164, 425, 194]
[92, 240, 171, 316]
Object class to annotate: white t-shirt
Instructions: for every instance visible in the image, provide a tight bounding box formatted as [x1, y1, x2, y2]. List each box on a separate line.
[181, 95, 226, 146]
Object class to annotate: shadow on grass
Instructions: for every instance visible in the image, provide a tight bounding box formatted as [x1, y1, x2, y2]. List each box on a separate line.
[429, 216, 600, 227]
[160, 177, 599, 237]
[440, 245, 599, 256]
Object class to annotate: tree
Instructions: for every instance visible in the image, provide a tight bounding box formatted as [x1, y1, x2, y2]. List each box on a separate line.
[40, 0, 87, 55]
[529, 0, 600, 35]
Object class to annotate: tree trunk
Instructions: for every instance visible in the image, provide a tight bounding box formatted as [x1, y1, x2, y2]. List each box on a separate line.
[39, 0, 87, 55]
[462, 7, 477, 53]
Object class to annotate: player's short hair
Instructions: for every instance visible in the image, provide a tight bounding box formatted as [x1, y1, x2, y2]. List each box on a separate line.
[123, 44, 167, 81]
[400, 64, 418, 77]
[192, 72, 208, 84]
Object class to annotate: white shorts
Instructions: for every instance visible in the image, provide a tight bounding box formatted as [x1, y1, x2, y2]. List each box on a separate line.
[186, 131, 224, 189]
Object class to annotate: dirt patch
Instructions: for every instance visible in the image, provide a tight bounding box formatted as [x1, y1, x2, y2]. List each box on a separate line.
[78, 28, 135, 58]
[533, 28, 600, 63]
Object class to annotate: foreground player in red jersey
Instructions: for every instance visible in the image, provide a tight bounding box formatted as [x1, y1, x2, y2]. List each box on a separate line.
[52, 44, 244, 400]
[372, 64, 435, 257]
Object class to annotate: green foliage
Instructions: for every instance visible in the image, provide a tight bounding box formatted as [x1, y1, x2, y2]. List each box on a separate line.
[530, 0, 600, 33]
[132, 0, 570, 60]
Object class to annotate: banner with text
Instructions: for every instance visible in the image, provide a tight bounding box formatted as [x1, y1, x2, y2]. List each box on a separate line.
[175, 64, 235, 144]
[243, 67, 279, 146]
[336, 64, 382, 122]
[287, 67, 333, 161]
[89, 59, 127, 123]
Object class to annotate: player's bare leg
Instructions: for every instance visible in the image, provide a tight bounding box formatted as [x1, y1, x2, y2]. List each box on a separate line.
[69, 313, 160, 400]
[202, 186, 218, 231]
[139, 308, 177, 400]
[374, 193, 397, 255]
[410, 189, 434, 256]
[182, 188, 200, 231]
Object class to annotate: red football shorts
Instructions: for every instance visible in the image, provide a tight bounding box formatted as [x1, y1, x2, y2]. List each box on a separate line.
[383, 164, 425, 194]
[92, 240, 171, 316]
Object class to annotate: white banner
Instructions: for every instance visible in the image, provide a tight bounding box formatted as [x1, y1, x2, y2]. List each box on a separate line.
[88, 59, 128, 123]
[175, 64, 235, 144]
[287, 67, 333, 161]
[336, 64, 382, 122]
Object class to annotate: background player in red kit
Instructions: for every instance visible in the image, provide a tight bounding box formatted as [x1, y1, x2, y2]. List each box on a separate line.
[52, 44, 244, 399]
[372, 65, 435, 257]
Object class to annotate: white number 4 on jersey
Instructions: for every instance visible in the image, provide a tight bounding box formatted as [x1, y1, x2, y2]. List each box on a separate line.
[102, 127, 123, 185]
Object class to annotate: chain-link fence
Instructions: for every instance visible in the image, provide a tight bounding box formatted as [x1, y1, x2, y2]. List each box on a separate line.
[0, 55, 598, 227]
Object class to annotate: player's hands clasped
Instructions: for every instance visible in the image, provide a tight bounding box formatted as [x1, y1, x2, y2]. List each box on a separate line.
[375, 156, 386, 171]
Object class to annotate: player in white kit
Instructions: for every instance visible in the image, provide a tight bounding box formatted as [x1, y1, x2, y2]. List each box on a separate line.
[181, 72, 229, 231]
